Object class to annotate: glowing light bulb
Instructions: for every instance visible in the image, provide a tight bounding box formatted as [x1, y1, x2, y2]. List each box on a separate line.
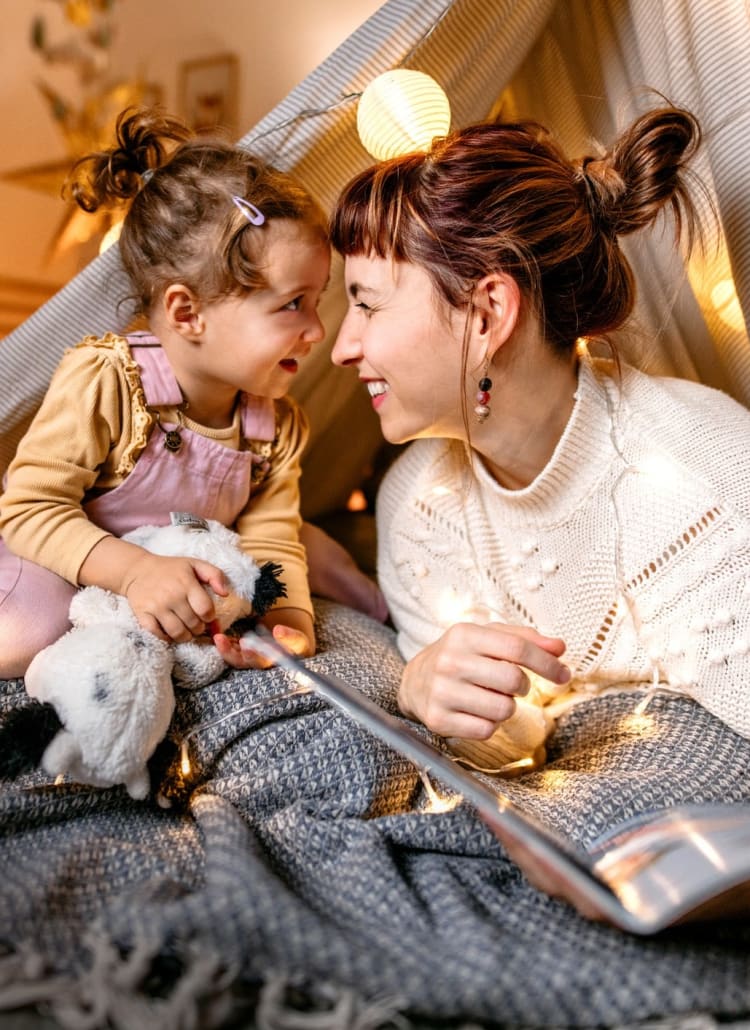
[419, 769, 460, 813]
[435, 585, 475, 625]
[636, 451, 683, 490]
[357, 69, 451, 160]
[180, 739, 191, 776]
[346, 488, 368, 512]
[710, 278, 745, 332]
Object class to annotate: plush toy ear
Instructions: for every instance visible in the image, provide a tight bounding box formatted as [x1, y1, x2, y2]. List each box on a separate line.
[252, 561, 287, 617]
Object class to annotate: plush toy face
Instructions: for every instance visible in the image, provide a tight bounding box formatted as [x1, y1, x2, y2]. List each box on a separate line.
[123, 515, 286, 630]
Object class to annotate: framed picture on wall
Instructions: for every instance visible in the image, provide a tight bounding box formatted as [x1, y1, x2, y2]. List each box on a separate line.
[178, 53, 239, 137]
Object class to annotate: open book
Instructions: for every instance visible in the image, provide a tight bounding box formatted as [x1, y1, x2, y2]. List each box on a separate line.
[246, 629, 750, 935]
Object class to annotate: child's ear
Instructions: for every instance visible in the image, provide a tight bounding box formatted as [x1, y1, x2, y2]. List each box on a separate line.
[163, 284, 205, 337]
[471, 272, 521, 358]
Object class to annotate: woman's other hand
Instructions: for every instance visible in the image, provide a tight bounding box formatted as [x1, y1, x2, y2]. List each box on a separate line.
[398, 622, 571, 739]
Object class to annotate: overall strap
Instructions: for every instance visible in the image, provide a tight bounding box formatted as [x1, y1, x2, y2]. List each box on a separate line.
[126, 333, 184, 406]
[240, 393, 276, 442]
[128, 332, 276, 441]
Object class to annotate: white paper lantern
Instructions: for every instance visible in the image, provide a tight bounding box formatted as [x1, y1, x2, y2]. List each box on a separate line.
[357, 69, 451, 161]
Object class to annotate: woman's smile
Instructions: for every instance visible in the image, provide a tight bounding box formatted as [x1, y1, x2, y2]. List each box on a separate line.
[365, 379, 390, 408]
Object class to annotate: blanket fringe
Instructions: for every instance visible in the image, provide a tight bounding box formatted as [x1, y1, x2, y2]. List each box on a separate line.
[0, 933, 239, 1030]
[0, 944, 71, 1010]
[0, 938, 411, 1030]
[256, 976, 410, 1030]
[0, 946, 733, 1030]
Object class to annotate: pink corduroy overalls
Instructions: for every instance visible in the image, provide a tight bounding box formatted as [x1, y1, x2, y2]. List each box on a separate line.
[0, 334, 275, 665]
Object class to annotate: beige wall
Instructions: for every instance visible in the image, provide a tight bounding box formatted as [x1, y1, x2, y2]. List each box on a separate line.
[0, 0, 382, 298]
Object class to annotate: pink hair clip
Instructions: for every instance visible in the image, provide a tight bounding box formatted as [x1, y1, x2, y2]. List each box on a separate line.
[232, 196, 265, 225]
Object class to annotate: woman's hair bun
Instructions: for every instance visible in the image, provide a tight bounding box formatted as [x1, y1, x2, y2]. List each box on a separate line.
[576, 105, 701, 240]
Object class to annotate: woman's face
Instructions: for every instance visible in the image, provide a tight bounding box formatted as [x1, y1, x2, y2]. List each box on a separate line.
[332, 253, 467, 444]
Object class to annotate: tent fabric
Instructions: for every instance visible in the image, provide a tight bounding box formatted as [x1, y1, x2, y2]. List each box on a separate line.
[499, 0, 750, 403]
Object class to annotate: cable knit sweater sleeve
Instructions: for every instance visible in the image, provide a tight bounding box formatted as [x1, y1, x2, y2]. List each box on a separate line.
[376, 361, 750, 741]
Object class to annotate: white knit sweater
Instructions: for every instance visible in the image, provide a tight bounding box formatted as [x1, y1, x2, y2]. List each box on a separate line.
[377, 358, 750, 748]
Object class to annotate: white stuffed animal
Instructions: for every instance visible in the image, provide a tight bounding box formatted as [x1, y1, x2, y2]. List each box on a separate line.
[20, 513, 286, 800]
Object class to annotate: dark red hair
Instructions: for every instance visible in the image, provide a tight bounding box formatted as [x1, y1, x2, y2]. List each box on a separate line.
[330, 106, 701, 355]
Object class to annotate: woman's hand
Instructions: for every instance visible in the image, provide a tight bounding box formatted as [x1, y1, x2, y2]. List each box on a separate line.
[398, 622, 571, 739]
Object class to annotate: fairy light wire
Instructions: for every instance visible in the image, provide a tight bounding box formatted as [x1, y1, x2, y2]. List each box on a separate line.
[178, 684, 312, 775]
[243, 1, 455, 148]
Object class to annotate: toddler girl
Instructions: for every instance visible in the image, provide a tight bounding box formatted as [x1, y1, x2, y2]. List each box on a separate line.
[0, 107, 336, 677]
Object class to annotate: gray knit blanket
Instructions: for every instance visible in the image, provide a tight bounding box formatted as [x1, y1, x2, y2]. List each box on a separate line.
[1, 600, 750, 1030]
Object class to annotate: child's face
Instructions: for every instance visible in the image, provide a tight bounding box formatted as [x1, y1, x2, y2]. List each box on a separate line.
[196, 221, 330, 402]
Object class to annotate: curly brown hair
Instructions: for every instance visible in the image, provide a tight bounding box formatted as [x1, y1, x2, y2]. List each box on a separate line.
[67, 107, 328, 315]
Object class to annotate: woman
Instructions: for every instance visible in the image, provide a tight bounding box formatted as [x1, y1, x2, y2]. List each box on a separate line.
[329, 105, 750, 769]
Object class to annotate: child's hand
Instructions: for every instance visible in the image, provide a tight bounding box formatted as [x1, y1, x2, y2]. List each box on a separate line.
[122, 553, 229, 643]
[79, 536, 230, 644]
[214, 622, 312, 670]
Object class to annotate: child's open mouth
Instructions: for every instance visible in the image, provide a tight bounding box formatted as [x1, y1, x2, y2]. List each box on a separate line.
[279, 359, 298, 372]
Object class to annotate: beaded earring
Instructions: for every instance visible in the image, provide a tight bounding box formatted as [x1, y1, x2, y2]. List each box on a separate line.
[474, 362, 492, 423]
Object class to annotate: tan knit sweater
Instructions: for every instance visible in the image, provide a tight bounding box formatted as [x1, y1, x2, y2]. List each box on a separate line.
[377, 357, 750, 758]
[0, 334, 312, 616]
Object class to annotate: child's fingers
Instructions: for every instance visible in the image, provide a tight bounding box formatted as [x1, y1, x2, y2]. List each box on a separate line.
[213, 632, 272, 669]
[271, 624, 310, 656]
[136, 612, 171, 642]
[192, 560, 229, 597]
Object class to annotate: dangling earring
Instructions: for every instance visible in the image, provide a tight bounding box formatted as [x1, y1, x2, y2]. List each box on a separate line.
[474, 361, 492, 423]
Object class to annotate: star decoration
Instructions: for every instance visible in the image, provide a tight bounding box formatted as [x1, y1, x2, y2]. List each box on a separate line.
[1, 0, 159, 262]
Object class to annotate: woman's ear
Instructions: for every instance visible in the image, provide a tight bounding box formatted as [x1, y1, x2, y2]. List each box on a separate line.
[472, 272, 521, 358]
[163, 284, 205, 338]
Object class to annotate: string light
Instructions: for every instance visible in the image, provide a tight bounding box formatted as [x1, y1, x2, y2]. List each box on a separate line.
[180, 738, 191, 776]
[244, 3, 455, 158]
[419, 768, 461, 813]
[176, 684, 311, 778]
[248, 70, 451, 162]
